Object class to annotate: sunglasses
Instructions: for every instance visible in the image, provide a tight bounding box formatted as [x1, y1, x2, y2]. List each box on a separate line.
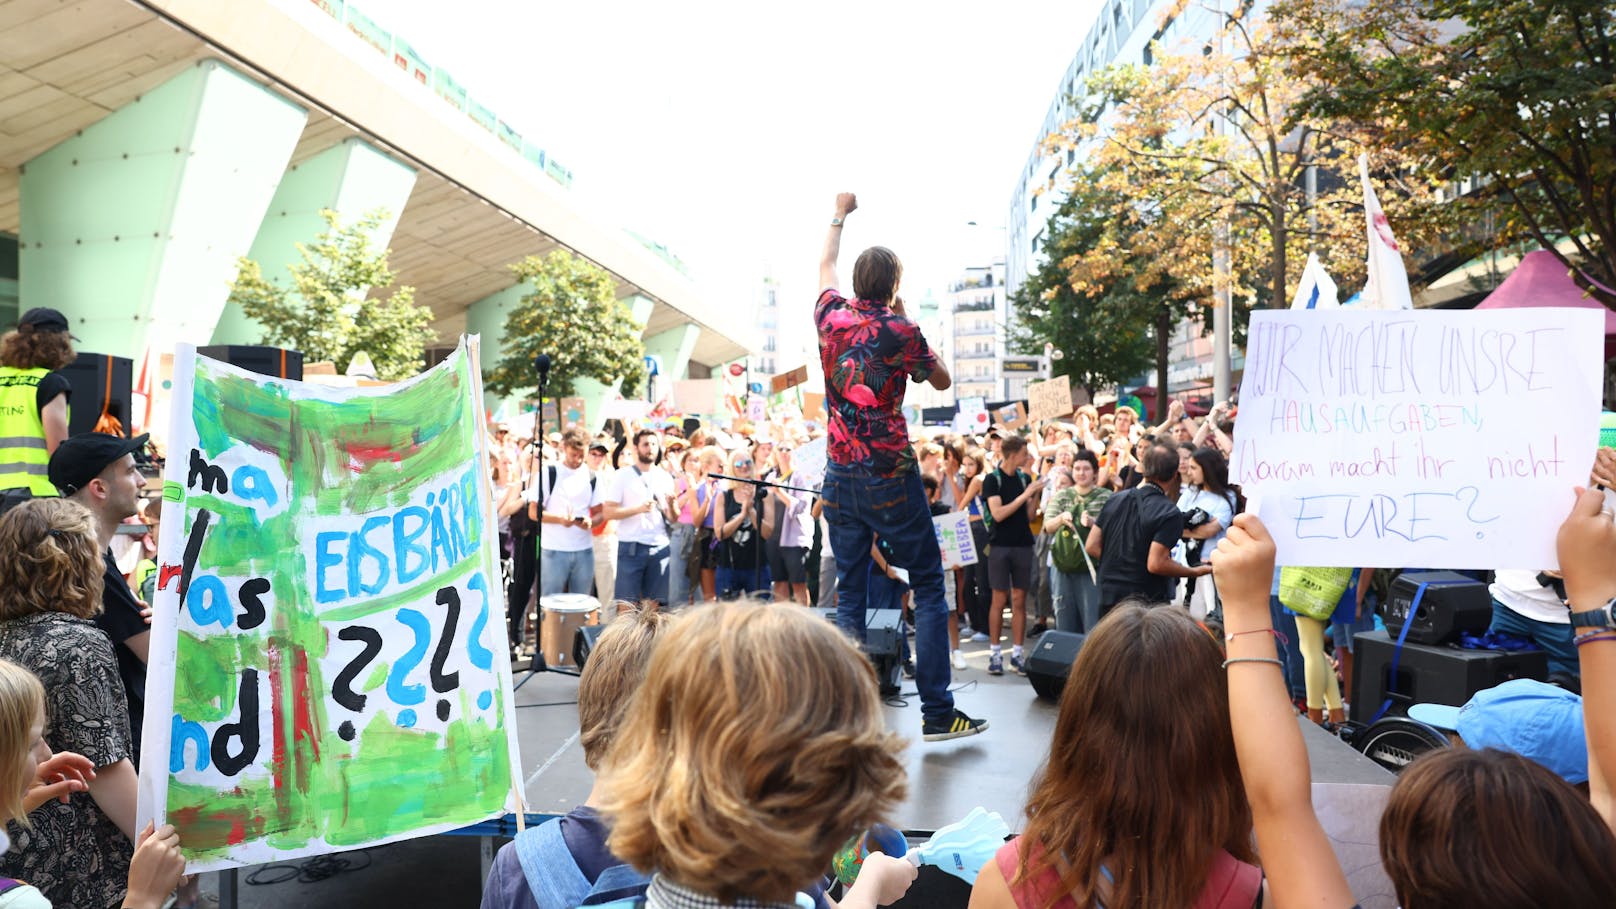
[736, 460, 753, 467]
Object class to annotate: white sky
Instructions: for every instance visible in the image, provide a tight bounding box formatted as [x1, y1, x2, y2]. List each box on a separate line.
[370, 0, 1104, 349]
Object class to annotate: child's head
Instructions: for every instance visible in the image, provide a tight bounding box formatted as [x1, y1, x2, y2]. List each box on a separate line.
[922, 473, 940, 502]
[578, 607, 671, 771]
[0, 660, 46, 828]
[1379, 747, 1616, 908]
[600, 601, 906, 903]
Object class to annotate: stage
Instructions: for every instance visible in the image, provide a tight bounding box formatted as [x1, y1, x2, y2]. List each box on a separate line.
[204, 629, 1397, 908]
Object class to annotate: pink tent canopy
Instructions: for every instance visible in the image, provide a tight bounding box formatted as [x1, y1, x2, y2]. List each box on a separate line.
[1474, 249, 1616, 334]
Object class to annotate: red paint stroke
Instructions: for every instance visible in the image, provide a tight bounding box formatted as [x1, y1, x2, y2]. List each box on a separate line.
[291, 649, 321, 781]
[227, 814, 247, 846]
[267, 645, 287, 794]
[158, 564, 182, 591]
[341, 442, 405, 468]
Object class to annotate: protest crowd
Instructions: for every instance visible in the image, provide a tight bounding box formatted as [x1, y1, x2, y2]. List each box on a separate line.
[0, 187, 1612, 909]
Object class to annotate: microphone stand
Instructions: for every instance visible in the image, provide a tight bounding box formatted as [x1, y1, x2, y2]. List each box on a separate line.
[708, 472, 821, 598]
[517, 356, 583, 688]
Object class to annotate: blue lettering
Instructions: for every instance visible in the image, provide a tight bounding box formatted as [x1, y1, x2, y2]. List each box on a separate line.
[393, 507, 430, 584]
[315, 532, 346, 604]
[348, 516, 391, 597]
[231, 465, 278, 509]
[170, 715, 211, 773]
[387, 608, 430, 706]
[186, 575, 235, 628]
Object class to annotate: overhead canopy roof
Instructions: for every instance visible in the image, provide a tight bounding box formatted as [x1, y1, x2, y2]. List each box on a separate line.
[0, 0, 751, 367]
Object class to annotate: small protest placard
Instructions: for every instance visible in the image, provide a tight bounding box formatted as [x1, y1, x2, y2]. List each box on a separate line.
[771, 365, 809, 394]
[933, 511, 979, 568]
[793, 437, 828, 491]
[1231, 308, 1602, 568]
[1027, 377, 1073, 422]
[996, 401, 1028, 431]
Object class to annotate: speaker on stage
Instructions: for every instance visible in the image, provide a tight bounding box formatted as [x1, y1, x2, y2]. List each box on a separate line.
[1382, 570, 1492, 645]
[1026, 631, 1084, 700]
[813, 607, 903, 697]
[197, 345, 304, 381]
[574, 623, 607, 671]
[1350, 630, 1548, 724]
[58, 352, 132, 438]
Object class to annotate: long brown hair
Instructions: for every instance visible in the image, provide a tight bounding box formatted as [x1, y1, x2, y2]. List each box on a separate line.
[0, 498, 103, 620]
[1381, 747, 1616, 908]
[0, 326, 74, 371]
[1017, 604, 1255, 909]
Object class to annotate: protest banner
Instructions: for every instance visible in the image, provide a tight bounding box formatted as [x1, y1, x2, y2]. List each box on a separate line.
[1027, 377, 1073, 422]
[1231, 309, 1603, 568]
[770, 365, 809, 394]
[138, 338, 522, 872]
[793, 437, 828, 491]
[600, 398, 648, 424]
[933, 510, 979, 569]
[746, 394, 767, 423]
[673, 379, 719, 415]
[958, 396, 990, 433]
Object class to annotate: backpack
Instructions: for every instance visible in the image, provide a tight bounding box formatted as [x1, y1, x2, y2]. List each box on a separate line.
[512, 816, 650, 908]
[1050, 524, 1087, 575]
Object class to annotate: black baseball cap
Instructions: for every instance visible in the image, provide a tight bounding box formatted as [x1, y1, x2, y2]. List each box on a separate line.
[48, 432, 149, 495]
[17, 307, 79, 340]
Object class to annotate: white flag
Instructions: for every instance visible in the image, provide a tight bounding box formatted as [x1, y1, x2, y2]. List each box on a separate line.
[1358, 153, 1414, 310]
[1289, 252, 1340, 310]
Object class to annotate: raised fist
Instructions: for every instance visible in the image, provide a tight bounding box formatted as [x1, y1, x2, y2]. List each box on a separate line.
[835, 192, 858, 217]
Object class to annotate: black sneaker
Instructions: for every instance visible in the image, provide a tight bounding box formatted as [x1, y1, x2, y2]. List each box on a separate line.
[922, 709, 989, 742]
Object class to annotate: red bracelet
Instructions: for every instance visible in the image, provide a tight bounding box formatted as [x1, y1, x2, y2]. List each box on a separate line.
[1225, 627, 1289, 646]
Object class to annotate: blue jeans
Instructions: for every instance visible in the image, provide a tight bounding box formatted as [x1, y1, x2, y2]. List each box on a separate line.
[1269, 595, 1306, 700]
[539, 547, 594, 597]
[668, 523, 696, 608]
[823, 464, 953, 723]
[1490, 598, 1576, 678]
[715, 564, 769, 600]
[1050, 567, 1099, 634]
[615, 540, 670, 607]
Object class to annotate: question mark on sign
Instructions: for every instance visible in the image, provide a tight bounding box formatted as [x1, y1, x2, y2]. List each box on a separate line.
[332, 625, 383, 742]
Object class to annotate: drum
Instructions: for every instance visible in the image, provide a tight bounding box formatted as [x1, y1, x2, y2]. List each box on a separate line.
[539, 594, 600, 669]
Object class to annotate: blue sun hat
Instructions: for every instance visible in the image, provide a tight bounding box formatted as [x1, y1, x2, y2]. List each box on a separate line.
[1408, 679, 1587, 784]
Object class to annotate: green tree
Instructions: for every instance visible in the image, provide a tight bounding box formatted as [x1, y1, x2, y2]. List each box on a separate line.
[227, 209, 436, 381]
[484, 249, 645, 398]
[1271, 0, 1616, 305]
[1008, 175, 1163, 401]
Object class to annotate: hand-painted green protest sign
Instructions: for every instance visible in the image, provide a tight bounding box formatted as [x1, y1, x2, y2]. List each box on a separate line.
[137, 337, 521, 872]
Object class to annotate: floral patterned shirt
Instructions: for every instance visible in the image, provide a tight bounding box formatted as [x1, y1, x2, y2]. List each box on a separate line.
[815, 289, 937, 477]
[0, 613, 133, 909]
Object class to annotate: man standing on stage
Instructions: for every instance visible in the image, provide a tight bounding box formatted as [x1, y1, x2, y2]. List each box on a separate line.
[816, 192, 987, 741]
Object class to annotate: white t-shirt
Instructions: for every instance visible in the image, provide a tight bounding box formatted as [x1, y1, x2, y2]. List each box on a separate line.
[526, 463, 601, 552]
[1175, 487, 1236, 565]
[1490, 568, 1568, 625]
[607, 463, 674, 546]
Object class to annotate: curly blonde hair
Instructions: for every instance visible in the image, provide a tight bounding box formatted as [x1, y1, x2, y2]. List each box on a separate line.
[577, 607, 671, 770]
[0, 661, 44, 829]
[0, 327, 74, 371]
[599, 601, 906, 903]
[0, 499, 104, 620]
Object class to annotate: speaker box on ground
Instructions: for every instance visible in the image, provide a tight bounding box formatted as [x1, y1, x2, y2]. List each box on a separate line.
[573, 623, 606, 671]
[58, 352, 132, 438]
[813, 607, 904, 697]
[1026, 631, 1084, 700]
[1382, 570, 1493, 645]
[1350, 630, 1548, 724]
[197, 345, 304, 381]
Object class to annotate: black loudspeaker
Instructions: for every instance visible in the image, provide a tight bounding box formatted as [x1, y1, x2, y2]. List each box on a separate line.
[573, 623, 607, 671]
[682, 417, 701, 438]
[1382, 571, 1492, 645]
[1026, 631, 1084, 700]
[197, 345, 304, 381]
[1349, 630, 1548, 724]
[813, 607, 903, 696]
[58, 352, 133, 437]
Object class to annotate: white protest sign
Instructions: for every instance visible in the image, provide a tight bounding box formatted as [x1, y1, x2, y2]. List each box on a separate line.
[958, 396, 989, 433]
[792, 437, 828, 491]
[1231, 309, 1603, 568]
[1027, 377, 1074, 422]
[933, 510, 979, 569]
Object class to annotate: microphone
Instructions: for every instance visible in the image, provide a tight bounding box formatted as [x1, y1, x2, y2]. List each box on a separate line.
[534, 353, 551, 383]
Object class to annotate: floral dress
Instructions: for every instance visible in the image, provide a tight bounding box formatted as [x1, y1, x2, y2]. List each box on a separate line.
[0, 613, 133, 909]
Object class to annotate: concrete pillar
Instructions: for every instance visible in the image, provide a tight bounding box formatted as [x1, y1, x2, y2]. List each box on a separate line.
[212, 138, 417, 344]
[641, 323, 701, 386]
[19, 59, 307, 360]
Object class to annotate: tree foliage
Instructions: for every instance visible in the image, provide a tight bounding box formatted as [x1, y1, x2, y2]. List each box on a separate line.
[1272, 0, 1616, 306]
[484, 249, 645, 398]
[228, 209, 436, 381]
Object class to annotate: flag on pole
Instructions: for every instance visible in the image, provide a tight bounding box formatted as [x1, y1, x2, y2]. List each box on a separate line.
[1358, 153, 1414, 310]
[1289, 252, 1340, 310]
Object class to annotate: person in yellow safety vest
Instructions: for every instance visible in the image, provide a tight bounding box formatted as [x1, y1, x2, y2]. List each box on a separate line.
[0, 307, 76, 508]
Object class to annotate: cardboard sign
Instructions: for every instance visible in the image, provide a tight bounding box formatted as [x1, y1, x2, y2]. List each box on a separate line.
[558, 397, 586, 432]
[673, 379, 719, 415]
[1027, 377, 1074, 422]
[770, 365, 809, 394]
[140, 339, 521, 872]
[1232, 309, 1603, 568]
[958, 396, 990, 433]
[995, 401, 1028, 431]
[933, 510, 980, 569]
[802, 392, 826, 423]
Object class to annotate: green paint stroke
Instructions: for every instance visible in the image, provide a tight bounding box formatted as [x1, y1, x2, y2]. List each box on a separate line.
[171, 346, 510, 859]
